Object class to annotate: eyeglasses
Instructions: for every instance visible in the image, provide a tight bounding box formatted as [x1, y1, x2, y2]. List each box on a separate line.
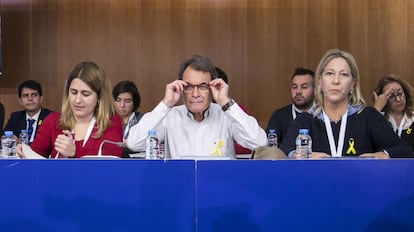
[389, 91, 405, 102]
[183, 83, 210, 93]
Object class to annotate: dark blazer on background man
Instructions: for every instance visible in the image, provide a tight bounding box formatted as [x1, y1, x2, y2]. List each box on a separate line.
[4, 108, 53, 138]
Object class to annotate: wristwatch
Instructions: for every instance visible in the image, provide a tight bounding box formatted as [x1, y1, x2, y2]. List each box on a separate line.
[222, 99, 235, 111]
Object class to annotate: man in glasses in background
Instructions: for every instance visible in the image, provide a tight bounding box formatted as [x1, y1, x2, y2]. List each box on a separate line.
[127, 55, 267, 159]
[4, 80, 53, 143]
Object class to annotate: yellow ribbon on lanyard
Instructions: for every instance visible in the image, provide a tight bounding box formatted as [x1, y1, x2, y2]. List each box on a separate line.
[210, 140, 224, 156]
[346, 138, 357, 155]
[407, 128, 412, 135]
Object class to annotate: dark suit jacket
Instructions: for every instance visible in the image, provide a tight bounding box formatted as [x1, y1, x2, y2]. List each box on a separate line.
[266, 104, 294, 144]
[3, 108, 53, 139]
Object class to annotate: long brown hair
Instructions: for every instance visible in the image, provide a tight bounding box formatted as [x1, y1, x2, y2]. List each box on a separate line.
[59, 61, 116, 138]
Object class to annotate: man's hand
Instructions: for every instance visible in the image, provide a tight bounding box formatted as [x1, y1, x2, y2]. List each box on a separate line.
[162, 80, 186, 107]
[210, 78, 230, 106]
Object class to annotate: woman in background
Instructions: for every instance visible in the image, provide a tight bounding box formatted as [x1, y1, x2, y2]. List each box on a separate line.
[280, 49, 413, 158]
[112, 80, 144, 158]
[373, 74, 414, 150]
[18, 61, 122, 158]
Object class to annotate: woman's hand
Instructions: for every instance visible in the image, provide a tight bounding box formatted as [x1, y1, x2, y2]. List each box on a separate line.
[54, 130, 76, 157]
[360, 151, 389, 159]
[373, 87, 393, 112]
[16, 144, 26, 159]
[310, 152, 331, 159]
[292, 151, 330, 159]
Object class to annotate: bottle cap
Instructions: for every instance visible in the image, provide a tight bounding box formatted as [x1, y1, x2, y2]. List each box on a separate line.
[4, 131, 13, 136]
[148, 130, 156, 136]
[299, 129, 309, 134]
[20, 129, 27, 133]
[269, 129, 276, 133]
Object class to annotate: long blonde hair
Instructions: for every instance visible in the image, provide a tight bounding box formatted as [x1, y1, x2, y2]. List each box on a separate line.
[59, 61, 116, 138]
[314, 49, 366, 116]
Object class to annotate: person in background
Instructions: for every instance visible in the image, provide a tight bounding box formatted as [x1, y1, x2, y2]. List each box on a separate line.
[280, 49, 413, 158]
[17, 61, 122, 158]
[112, 80, 145, 158]
[4, 80, 52, 143]
[127, 55, 267, 159]
[0, 102, 4, 135]
[373, 74, 414, 151]
[266, 67, 315, 144]
[215, 66, 252, 155]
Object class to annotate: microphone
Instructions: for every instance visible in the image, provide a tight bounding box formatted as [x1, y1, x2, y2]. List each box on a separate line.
[97, 139, 123, 157]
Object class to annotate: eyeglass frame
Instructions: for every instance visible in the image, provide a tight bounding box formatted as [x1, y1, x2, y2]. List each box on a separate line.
[182, 82, 211, 93]
[389, 91, 405, 102]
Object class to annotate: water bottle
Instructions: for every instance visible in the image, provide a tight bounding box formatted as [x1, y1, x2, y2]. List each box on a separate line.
[267, 129, 278, 147]
[158, 140, 165, 159]
[295, 129, 312, 159]
[145, 130, 160, 159]
[1, 131, 17, 158]
[19, 130, 29, 145]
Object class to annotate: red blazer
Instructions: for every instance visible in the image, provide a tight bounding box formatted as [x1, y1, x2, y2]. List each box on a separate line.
[31, 112, 122, 158]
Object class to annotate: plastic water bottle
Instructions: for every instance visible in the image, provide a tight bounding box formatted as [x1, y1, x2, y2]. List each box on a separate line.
[267, 129, 278, 147]
[19, 130, 29, 145]
[295, 129, 312, 159]
[145, 130, 159, 159]
[1, 131, 17, 158]
[158, 140, 165, 159]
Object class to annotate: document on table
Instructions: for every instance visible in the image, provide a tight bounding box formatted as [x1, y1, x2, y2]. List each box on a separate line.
[22, 143, 46, 159]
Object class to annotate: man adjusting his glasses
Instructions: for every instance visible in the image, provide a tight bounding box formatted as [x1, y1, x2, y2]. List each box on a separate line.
[127, 55, 267, 159]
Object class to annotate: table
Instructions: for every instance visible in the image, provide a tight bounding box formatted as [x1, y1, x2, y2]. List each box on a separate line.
[1, 159, 413, 232]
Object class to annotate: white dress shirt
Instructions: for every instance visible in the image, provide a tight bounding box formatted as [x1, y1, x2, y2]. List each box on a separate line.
[127, 101, 267, 159]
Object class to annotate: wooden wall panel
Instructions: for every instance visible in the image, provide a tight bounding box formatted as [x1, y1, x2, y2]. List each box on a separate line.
[1, 0, 413, 129]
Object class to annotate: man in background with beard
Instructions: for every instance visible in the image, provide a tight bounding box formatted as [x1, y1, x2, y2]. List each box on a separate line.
[266, 67, 315, 144]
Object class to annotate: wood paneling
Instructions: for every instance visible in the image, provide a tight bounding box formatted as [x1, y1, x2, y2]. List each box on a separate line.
[1, 0, 413, 128]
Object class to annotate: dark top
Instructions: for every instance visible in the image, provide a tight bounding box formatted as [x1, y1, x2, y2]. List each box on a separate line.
[280, 106, 413, 158]
[267, 104, 297, 144]
[122, 111, 144, 158]
[4, 108, 53, 138]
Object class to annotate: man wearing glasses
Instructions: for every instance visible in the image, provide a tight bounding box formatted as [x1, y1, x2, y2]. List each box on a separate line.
[127, 55, 267, 159]
[4, 80, 53, 143]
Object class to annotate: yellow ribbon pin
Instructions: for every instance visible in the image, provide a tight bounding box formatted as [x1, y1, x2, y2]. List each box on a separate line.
[346, 138, 357, 155]
[210, 140, 224, 157]
[407, 128, 412, 135]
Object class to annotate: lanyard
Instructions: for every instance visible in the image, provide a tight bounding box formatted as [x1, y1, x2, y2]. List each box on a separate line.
[323, 110, 348, 157]
[82, 117, 96, 147]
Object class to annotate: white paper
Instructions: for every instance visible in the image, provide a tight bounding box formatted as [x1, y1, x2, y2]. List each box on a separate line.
[22, 143, 46, 159]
